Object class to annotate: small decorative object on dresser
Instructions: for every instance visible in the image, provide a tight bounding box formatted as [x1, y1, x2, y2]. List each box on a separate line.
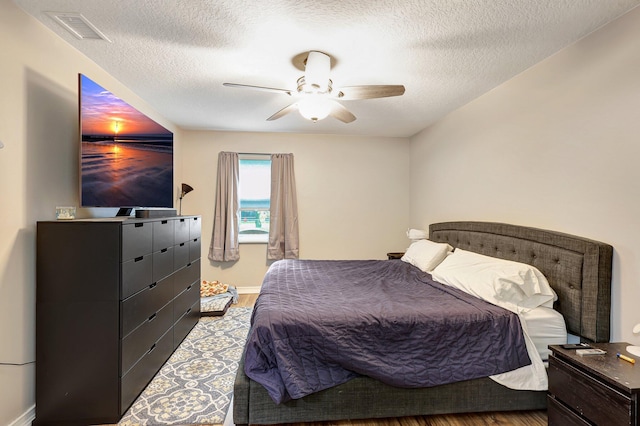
[55, 206, 75, 220]
[627, 323, 640, 357]
[548, 343, 640, 426]
[34, 215, 202, 425]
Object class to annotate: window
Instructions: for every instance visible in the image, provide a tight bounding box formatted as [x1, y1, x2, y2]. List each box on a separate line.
[238, 155, 271, 243]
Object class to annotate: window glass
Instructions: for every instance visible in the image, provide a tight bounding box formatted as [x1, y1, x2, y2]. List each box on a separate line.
[239, 156, 271, 243]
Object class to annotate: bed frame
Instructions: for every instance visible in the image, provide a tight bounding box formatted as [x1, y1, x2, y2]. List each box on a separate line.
[233, 221, 613, 425]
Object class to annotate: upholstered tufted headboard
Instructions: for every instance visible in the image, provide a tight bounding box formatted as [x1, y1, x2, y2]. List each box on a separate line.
[429, 222, 613, 343]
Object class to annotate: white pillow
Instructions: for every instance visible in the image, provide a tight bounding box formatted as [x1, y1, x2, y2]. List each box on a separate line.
[401, 239, 453, 272]
[430, 249, 557, 314]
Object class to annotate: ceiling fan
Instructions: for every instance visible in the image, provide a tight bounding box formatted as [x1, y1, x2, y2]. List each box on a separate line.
[223, 51, 405, 123]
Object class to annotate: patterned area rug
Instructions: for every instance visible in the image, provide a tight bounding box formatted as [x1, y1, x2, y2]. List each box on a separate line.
[118, 307, 252, 426]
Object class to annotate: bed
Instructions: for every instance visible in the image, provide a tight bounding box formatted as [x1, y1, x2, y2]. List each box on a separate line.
[233, 221, 613, 425]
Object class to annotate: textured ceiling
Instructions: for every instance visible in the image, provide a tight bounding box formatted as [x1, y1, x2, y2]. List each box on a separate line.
[12, 0, 640, 137]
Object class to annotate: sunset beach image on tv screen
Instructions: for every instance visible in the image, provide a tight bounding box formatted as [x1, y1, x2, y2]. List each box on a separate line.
[80, 74, 173, 208]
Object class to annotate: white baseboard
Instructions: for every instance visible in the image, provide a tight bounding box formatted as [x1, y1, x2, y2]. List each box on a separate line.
[8, 405, 35, 426]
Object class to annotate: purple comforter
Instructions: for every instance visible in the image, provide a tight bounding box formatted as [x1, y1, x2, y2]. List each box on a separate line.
[244, 259, 531, 404]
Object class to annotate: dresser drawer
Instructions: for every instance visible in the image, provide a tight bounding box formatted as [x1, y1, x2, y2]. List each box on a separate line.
[173, 259, 200, 296]
[174, 241, 189, 269]
[122, 222, 152, 261]
[174, 299, 200, 348]
[152, 246, 174, 282]
[121, 302, 173, 375]
[121, 275, 174, 337]
[189, 238, 201, 262]
[189, 216, 201, 239]
[121, 254, 152, 300]
[120, 328, 174, 413]
[547, 395, 591, 426]
[152, 219, 175, 251]
[549, 356, 631, 425]
[174, 281, 199, 322]
[174, 218, 190, 244]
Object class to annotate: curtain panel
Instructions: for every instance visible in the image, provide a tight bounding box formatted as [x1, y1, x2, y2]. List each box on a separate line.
[208, 152, 240, 262]
[268, 153, 299, 260]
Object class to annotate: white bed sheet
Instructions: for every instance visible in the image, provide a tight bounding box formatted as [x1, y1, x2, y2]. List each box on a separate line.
[488, 306, 566, 391]
[520, 306, 568, 361]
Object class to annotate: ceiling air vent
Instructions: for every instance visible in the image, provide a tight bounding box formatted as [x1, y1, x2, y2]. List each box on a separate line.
[46, 12, 111, 41]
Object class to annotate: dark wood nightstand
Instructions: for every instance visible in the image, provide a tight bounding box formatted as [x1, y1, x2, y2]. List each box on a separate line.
[386, 252, 404, 260]
[548, 342, 640, 425]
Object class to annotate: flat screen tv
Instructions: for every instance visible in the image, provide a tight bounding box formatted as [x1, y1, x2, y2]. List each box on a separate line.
[79, 73, 173, 209]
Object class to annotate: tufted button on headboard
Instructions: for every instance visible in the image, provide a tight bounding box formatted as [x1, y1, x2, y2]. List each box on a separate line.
[429, 221, 613, 343]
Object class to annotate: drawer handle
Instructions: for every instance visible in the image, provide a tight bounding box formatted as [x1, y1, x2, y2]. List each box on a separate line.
[148, 313, 157, 322]
[161, 220, 168, 224]
[180, 242, 185, 247]
[186, 308, 192, 315]
[149, 282, 157, 289]
[186, 262, 192, 267]
[193, 238, 198, 242]
[180, 218, 185, 222]
[134, 256, 144, 262]
[148, 343, 156, 354]
[187, 284, 193, 291]
[161, 248, 168, 253]
[135, 223, 143, 228]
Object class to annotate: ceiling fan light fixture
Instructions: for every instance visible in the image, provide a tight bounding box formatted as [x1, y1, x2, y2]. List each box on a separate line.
[304, 51, 331, 93]
[297, 77, 332, 95]
[298, 96, 331, 122]
[224, 50, 405, 124]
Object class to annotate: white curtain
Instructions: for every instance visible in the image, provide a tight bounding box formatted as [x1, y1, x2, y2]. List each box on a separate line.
[208, 152, 240, 262]
[268, 153, 299, 260]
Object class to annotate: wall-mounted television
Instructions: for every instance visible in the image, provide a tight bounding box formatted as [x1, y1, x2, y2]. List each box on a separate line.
[79, 74, 173, 209]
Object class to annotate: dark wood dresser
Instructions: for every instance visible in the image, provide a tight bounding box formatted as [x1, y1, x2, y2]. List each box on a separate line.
[35, 215, 201, 425]
[548, 342, 640, 425]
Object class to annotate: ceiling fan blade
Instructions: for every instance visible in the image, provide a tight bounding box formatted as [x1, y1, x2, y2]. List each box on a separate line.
[334, 85, 405, 100]
[267, 103, 298, 121]
[223, 82, 293, 96]
[328, 100, 356, 123]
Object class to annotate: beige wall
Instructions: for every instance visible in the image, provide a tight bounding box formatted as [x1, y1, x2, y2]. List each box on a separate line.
[0, 1, 181, 424]
[181, 131, 411, 289]
[410, 6, 640, 344]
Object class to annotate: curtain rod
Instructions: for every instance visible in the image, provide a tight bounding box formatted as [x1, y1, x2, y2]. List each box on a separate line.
[238, 152, 270, 156]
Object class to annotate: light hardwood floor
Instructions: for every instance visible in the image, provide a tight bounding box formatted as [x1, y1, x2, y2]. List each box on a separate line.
[232, 294, 548, 426]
